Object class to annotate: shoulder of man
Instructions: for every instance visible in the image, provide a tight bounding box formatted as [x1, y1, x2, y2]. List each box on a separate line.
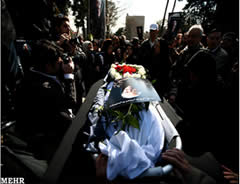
[217, 47, 228, 57]
[141, 39, 150, 47]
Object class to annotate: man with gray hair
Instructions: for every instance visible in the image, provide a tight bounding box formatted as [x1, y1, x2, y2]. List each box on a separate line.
[187, 24, 204, 49]
[168, 24, 206, 104]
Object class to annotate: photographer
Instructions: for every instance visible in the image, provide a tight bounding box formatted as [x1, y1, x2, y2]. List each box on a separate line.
[50, 14, 71, 44]
[50, 14, 81, 55]
[50, 14, 87, 111]
[15, 40, 77, 162]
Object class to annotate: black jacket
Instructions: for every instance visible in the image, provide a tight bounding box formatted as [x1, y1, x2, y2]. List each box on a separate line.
[16, 68, 76, 161]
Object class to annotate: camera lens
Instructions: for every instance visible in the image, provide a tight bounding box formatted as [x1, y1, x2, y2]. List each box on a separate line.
[62, 53, 70, 64]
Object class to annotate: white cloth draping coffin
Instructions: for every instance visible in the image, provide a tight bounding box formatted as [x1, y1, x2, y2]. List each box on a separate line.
[99, 103, 165, 180]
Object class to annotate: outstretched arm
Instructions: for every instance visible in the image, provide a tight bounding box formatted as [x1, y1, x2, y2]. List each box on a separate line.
[162, 148, 216, 184]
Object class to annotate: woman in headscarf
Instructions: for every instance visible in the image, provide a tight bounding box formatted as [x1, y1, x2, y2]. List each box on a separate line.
[101, 39, 116, 76]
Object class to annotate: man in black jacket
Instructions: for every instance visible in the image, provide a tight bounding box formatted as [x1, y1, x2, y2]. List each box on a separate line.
[206, 28, 230, 85]
[16, 40, 77, 162]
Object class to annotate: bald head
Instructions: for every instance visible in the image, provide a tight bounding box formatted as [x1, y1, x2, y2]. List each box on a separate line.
[187, 25, 204, 48]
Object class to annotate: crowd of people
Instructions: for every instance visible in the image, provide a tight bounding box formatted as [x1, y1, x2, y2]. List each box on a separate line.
[2, 3, 239, 183]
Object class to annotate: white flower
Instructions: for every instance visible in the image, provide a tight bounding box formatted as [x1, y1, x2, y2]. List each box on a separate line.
[111, 63, 117, 68]
[131, 64, 138, 68]
[123, 72, 132, 78]
[110, 67, 115, 73]
[132, 73, 141, 78]
[138, 67, 146, 76]
[114, 73, 122, 80]
[110, 68, 117, 78]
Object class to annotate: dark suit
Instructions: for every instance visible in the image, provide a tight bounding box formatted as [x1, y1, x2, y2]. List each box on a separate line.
[16, 68, 76, 161]
[139, 39, 155, 70]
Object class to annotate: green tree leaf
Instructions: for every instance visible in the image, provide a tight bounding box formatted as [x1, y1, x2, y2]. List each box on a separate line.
[126, 115, 140, 129]
[151, 79, 157, 84]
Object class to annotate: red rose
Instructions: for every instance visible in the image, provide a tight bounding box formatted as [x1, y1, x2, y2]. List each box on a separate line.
[115, 65, 137, 75]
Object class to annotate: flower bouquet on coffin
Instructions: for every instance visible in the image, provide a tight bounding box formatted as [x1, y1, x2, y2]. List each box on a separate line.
[109, 63, 147, 81]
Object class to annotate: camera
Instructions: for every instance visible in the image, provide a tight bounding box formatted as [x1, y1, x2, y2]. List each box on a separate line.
[62, 53, 70, 64]
[69, 37, 79, 45]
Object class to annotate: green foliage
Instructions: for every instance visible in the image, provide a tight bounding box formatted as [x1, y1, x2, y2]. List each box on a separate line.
[71, 0, 88, 27]
[107, 103, 146, 134]
[71, 0, 88, 37]
[69, 0, 123, 37]
[55, 0, 71, 15]
[151, 79, 157, 85]
[179, 0, 217, 30]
